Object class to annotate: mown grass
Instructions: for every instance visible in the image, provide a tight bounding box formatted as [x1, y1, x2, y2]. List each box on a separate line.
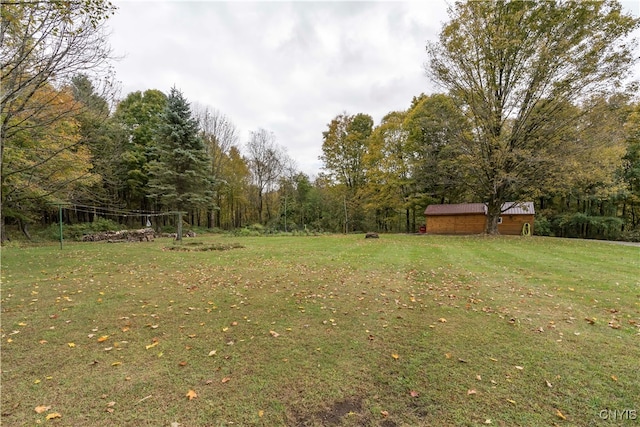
[1, 235, 638, 426]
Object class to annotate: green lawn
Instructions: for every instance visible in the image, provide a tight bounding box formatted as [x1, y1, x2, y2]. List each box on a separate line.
[1, 235, 638, 426]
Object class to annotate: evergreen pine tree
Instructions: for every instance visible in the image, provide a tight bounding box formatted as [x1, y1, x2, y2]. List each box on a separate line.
[147, 87, 213, 212]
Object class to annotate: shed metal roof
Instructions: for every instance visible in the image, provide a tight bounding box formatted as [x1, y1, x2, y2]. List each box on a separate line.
[424, 202, 535, 216]
[501, 202, 535, 215]
[424, 203, 487, 216]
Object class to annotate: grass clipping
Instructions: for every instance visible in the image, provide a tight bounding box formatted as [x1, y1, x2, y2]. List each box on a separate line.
[164, 242, 245, 252]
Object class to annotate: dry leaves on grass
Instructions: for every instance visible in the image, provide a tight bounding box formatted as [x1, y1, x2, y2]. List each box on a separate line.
[186, 390, 197, 400]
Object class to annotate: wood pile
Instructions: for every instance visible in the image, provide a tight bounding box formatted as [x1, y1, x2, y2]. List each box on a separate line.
[82, 228, 155, 242]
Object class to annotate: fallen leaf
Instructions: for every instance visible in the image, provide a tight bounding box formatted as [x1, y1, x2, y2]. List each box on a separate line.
[35, 405, 51, 414]
[208, 350, 217, 357]
[269, 330, 280, 338]
[97, 335, 109, 342]
[111, 361, 122, 366]
[545, 379, 553, 388]
[145, 341, 158, 350]
[515, 366, 524, 370]
[221, 377, 231, 384]
[106, 401, 116, 408]
[611, 375, 618, 382]
[438, 318, 447, 323]
[178, 361, 187, 366]
[67, 342, 75, 348]
[476, 374, 482, 381]
[556, 409, 567, 420]
[381, 410, 389, 417]
[186, 390, 197, 400]
[445, 353, 452, 359]
[467, 389, 477, 395]
[391, 353, 399, 360]
[410, 390, 419, 397]
[258, 410, 264, 417]
[45, 412, 62, 420]
[506, 399, 516, 404]
[484, 420, 492, 424]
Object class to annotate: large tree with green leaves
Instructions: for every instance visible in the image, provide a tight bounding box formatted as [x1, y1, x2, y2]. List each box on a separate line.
[320, 112, 374, 190]
[147, 88, 212, 213]
[320, 112, 373, 231]
[405, 93, 471, 206]
[112, 89, 167, 210]
[365, 111, 414, 231]
[426, 0, 639, 234]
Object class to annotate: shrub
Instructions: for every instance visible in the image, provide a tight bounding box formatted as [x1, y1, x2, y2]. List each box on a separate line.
[620, 228, 640, 242]
[533, 216, 552, 236]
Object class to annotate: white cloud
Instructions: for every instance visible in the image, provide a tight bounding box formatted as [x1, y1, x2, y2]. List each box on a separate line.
[106, 0, 449, 176]
[106, 0, 639, 177]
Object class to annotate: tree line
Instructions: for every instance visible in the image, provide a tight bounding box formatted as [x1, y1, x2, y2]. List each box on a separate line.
[2, 0, 639, 241]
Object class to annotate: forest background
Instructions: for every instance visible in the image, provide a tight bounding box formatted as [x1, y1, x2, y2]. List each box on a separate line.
[2, 0, 640, 242]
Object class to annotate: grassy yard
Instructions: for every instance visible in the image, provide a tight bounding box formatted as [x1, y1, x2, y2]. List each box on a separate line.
[1, 235, 638, 426]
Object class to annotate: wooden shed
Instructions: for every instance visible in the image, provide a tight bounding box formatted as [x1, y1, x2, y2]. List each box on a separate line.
[424, 202, 534, 235]
[424, 203, 487, 235]
[497, 202, 535, 235]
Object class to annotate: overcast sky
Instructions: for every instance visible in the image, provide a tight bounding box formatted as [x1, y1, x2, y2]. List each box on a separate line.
[106, 0, 640, 178]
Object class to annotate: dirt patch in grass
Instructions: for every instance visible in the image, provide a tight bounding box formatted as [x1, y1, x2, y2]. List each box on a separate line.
[292, 398, 377, 426]
[164, 242, 244, 252]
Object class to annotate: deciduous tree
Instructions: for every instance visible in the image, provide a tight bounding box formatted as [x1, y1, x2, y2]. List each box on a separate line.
[0, 0, 116, 240]
[426, 0, 639, 234]
[245, 129, 287, 223]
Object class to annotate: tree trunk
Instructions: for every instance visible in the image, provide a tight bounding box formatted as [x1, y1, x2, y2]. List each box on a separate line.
[19, 218, 32, 240]
[0, 215, 8, 243]
[485, 199, 501, 235]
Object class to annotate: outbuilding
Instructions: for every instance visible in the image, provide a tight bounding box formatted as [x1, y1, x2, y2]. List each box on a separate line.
[424, 202, 534, 235]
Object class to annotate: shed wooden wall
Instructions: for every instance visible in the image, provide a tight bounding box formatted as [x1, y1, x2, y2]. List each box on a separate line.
[498, 214, 534, 235]
[426, 214, 486, 234]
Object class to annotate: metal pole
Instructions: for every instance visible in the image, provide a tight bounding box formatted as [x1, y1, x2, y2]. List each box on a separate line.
[59, 204, 63, 250]
[177, 212, 183, 242]
[343, 196, 348, 234]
